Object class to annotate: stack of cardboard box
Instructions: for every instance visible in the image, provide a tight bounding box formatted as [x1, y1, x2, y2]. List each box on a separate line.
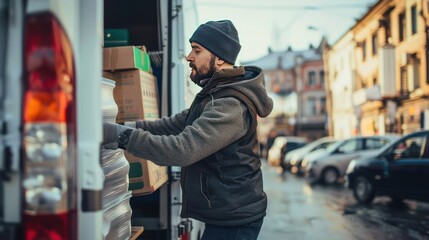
[102, 45, 168, 195]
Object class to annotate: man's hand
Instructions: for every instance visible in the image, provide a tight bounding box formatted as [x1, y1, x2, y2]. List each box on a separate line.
[102, 122, 133, 149]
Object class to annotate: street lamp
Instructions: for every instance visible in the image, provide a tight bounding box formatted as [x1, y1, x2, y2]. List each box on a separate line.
[307, 26, 319, 31]
[307, 25, 328, 40]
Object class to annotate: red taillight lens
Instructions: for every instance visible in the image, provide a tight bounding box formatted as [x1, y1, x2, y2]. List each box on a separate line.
[24, 13, 74, 123]
[22, 12, 76, 240]
[24, 213, 70, 240]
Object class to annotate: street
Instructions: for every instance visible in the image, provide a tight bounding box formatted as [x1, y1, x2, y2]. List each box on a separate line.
[258, 161, 429, 240]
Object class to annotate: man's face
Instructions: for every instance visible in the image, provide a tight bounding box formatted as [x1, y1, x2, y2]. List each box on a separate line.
[187, 42, 217, 85]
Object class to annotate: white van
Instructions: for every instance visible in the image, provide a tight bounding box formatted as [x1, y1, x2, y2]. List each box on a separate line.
[0, 0, 202, 239]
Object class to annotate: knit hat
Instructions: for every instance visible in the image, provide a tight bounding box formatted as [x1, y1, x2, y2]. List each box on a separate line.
[189, 20, 241, 65]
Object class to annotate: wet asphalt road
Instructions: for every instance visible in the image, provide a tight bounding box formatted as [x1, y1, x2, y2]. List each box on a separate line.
[258, 161, 429, 240]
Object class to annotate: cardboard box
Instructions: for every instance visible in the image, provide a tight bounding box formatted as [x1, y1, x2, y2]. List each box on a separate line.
[125, 152, 168, 195]
[113, 69, 159, 123]
[103, 46, 152, 72]
[102, 71, 115, 80]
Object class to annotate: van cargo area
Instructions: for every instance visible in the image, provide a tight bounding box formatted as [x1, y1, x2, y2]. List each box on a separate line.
[0, 0, 203, 239]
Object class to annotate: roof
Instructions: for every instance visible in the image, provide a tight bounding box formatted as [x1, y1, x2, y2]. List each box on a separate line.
[242, 49, 322, 70]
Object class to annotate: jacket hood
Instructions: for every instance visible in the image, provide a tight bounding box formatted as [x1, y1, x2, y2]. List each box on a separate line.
[202, 66, 273, 117]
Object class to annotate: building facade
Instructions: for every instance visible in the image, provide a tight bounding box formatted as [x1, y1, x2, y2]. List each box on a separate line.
[324, 31, 358, 139]
[352, 0, 394, 136]
[324, 0, 429, 137]
[391, 0, 429, 134]
[245, 45, 327, 140]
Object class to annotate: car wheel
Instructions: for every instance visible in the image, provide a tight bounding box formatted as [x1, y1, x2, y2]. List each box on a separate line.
[322, 167, 338, 185]
[353, 176, 375, 204]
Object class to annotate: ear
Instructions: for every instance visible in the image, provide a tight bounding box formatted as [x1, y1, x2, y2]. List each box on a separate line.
[215, 57, 226, 66]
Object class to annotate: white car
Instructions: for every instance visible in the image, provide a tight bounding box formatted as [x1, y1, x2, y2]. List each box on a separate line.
[302, 135, 400, 184]
[267, 136, 307, 167]
[283, 136, 337, 174]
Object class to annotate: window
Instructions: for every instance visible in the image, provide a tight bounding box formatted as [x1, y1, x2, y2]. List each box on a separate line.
[337, 139, 364, 154]
[308, 71, 316, 86]
[393, 135, 428, 159]
[307, 97, 317, 115]
[372, 32, 377, 56]
[400, 66, 408, 96]
[320, 97, 326, 114]
[362, 40, 367, 61]
[316, 141, 335, 150]
[413, 55, 421, 89]
[319, 70, 325, 86]
[411, 5, 417, 35]
[399, 11, 406, 42]
[366, 138, 390, 150]
[383, 17, 392, 43]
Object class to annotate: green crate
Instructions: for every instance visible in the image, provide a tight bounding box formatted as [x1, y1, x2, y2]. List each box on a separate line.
[104, 28, 129, 47]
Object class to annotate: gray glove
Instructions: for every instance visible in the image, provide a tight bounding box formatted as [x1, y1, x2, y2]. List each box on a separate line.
[102, 122, 134, 149]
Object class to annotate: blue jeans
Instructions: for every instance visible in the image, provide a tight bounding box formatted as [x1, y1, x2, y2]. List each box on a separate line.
[201, 218, 264, 240]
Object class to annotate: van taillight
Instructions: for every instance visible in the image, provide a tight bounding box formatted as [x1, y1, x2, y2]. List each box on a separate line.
[23, 12, 76, 240]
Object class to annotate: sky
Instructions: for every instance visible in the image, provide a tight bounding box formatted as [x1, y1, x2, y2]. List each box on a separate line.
[183, 0, 378, 64]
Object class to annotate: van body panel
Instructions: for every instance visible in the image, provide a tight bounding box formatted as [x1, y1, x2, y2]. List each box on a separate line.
[1, 0, 24, 225]
[1, 0, 203, 239]
[76, 0, 104, 239]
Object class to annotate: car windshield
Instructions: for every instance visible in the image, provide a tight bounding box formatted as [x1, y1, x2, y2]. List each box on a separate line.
[325, 140, 344, 153]
[369, 136, 401, 155]
[306, 140, 325, 150]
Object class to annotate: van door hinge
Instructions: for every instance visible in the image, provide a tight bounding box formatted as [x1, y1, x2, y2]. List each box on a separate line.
[1, 120, 12, 181]
[0, 145, 12, 181]
[171, 3, 182, 19]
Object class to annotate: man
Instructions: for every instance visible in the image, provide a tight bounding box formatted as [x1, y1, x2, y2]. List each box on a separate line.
[103, 20, 273, 240]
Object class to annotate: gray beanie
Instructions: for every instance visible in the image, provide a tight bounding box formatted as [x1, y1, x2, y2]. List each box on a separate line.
[189, 20, 241, 65]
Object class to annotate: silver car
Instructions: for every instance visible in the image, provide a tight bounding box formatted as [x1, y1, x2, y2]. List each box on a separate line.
[302, 135, 400, 184]
[283, 136, 337, 174]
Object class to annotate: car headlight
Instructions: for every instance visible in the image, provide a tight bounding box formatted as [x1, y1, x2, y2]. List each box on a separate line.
[346, 160, 356, 174]
[305, 160, 317, 169]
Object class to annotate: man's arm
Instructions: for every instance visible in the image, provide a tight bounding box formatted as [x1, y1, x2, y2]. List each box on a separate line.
[126, 97, 248, 166]
[126, 109, 189, 135]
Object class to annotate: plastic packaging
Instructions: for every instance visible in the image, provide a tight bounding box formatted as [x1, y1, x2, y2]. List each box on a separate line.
[102, 191, 132, 240]
[101, 78, 118, 123]
[100, 149, 130, 207]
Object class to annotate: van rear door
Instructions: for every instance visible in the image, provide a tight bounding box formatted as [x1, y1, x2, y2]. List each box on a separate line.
[1, 0, 105, 239]
[1, 0, 24, 238]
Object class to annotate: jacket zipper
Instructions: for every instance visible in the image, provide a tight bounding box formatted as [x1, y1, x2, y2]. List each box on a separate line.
[200, 173, 212, 208]
[181, 167, 189, 217]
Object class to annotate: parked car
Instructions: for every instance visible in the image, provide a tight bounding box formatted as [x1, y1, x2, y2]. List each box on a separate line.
[345, 130, 429, 204]
[267, 136, 308, 168]
[263, 130, 285, 159]
[302, 135, 400, 184]
[283, 136, 337, 175]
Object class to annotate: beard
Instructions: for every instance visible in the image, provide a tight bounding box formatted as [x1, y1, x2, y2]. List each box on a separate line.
[189, 54, 217, 86]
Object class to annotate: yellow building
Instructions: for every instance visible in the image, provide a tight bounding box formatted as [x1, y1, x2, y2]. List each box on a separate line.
[324, 31, 358, 138]
[326, 0, 429, 136]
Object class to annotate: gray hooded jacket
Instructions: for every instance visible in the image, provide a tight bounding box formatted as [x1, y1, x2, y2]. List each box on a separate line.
[125, 66, 273, 226]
